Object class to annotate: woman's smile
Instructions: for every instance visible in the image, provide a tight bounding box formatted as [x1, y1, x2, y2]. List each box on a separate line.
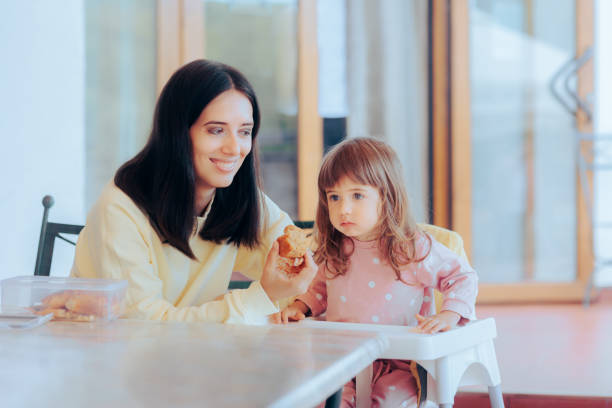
[210, 158, 240, 173]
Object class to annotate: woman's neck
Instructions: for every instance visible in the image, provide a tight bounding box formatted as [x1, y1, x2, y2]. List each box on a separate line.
[194, 187, 215, 217]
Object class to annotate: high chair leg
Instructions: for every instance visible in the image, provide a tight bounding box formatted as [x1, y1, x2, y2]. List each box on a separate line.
[488, 385, 504, 408]
[355, 364, 372, 408]
[435, 355, 454, 406]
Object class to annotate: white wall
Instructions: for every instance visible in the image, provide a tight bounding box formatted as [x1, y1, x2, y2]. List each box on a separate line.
[0, 1, 85, 281]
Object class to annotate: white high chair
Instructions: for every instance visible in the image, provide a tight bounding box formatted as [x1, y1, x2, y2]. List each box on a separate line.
[300, 318, 502, 408]
[361, 319, 503, 408]
[302, 224, 504, 407]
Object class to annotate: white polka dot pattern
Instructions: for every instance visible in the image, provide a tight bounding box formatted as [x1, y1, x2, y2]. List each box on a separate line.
[315, 293, 323, 300]
[316, 231, 478, 327]
[388, 385, 396, 391]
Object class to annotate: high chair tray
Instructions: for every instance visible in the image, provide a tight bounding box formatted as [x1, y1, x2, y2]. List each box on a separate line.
[297, 317, 497, 360]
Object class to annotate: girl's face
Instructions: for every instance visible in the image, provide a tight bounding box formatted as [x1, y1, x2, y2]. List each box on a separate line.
[325, 175, 381, 241]
[189, 89, 253, 192]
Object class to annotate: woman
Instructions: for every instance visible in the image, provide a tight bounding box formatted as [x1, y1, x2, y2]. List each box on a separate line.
[71, 59, 317, 324]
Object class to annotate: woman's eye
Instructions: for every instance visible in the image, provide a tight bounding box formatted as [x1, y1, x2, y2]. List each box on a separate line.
[353, 193, 363, 200]
[328, 194, 339, 202]
[239, 129, 253, 137]
[207, 127, 224, 135]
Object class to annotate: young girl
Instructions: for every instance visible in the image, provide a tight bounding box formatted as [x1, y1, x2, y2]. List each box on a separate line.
[280, 137, 478, 408]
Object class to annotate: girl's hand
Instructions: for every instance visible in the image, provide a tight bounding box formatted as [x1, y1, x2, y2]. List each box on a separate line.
[415, 311, 461, 334]
[276, 300, 310, 324]
[260, 241, 318, 303]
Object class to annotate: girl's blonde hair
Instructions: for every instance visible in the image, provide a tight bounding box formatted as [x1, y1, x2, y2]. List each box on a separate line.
[314, 137, 430, 280]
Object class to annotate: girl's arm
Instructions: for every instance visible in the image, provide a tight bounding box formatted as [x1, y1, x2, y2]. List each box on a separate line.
[271, 299, 310, 324]
[294, 264, 328, 317]
[416, 235, 479, 325]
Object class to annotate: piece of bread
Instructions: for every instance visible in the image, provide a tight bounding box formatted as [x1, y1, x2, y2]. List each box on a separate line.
[277, 225, 309, 258]
[276, 225, 309, 275]
[32, 290, 121, 321]
[41, 290, 74, 309]
[65, 292, 110, 316]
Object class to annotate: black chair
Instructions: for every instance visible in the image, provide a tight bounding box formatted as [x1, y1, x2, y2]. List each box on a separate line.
[34, 195, 84, 277]
[293, 220, 314, 230]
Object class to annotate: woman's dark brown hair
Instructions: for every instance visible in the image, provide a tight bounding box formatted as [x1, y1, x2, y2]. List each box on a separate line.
[314, 137, 430, 280]
[115, 59, 263, 258]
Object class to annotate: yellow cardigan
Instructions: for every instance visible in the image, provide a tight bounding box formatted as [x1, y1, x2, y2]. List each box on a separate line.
[71, 182, 292, 324]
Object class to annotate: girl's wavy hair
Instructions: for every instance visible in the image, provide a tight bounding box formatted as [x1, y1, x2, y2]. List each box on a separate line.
[314, 137, 431, 280]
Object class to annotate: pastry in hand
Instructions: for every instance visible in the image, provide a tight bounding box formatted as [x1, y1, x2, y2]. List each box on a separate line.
[276, 225, 309, 274]
[277, 225, 309, 258]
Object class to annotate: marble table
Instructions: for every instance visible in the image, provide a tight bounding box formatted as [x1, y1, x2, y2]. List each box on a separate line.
[0, 319, 388, 408]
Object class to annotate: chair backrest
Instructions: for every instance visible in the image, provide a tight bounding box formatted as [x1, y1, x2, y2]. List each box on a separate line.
[34, 195, 84, 277]
[418, 223, 468, 261]
[293, 220, 314, 230]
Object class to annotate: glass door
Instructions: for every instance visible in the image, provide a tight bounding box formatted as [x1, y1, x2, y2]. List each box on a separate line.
[471, 0, 579, 284]
[432, 0, 594, 302]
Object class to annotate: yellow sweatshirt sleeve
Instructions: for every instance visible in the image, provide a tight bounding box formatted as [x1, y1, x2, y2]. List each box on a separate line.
[233, 195, 295, 310]
[233, 194, 293, 281]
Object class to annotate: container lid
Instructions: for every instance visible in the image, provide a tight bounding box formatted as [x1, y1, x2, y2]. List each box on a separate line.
[0, 310, 53, 330]
[0, 276, 128, 291]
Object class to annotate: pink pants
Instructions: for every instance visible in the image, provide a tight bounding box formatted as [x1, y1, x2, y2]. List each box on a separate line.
[340, 359, 418, 408]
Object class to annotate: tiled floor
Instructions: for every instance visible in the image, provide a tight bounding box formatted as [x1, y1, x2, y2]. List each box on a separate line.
[454, 288, 612, 407]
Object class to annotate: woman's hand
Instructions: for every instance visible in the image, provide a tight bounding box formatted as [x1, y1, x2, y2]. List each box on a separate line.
[260, 241, 318, 303]
[271, 300, 310, 324]
[415, 311, 461, 334]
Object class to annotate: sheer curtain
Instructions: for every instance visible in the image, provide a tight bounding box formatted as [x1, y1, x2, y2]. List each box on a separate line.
[345, 0, 429, 221]
[85, 0, 157, 209]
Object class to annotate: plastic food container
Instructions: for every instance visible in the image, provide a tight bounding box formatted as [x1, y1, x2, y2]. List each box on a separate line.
[0, 276, 128, 322]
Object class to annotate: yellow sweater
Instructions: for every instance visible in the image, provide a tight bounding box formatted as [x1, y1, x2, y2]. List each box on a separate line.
[71, 182, 292, 324]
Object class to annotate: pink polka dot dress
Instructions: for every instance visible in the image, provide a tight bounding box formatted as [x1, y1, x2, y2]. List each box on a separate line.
[298, 232, 478, 408]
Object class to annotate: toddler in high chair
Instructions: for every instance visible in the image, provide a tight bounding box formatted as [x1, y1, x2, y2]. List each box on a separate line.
[278, 137, 478, 408]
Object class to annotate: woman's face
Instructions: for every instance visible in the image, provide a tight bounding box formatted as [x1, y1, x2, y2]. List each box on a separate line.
[189, 89, 253, 192]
